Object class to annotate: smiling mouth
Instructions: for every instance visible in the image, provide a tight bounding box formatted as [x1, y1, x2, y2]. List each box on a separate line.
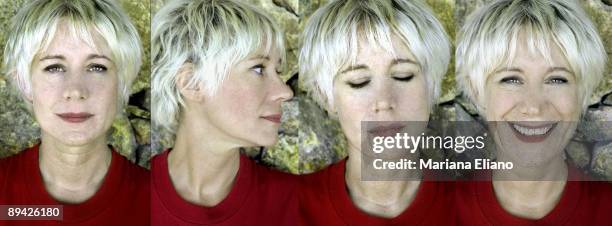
[57, 112, 94, 123]
[508, 122, 556, 143]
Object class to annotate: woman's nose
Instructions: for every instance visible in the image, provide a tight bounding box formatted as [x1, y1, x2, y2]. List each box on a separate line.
[63, 75, 89, 101]
[270, 75, 294, 102]
[372, 82, 394, 113]
[518, 88, 547, 117]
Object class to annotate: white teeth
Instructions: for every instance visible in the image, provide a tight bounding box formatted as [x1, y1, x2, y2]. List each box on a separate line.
[512, 124, 552, 136]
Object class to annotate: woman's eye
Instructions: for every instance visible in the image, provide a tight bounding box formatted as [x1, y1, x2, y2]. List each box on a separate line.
[43, 64, 65, 73]
[87, 64, 108, 73]
[546, 76, 568, 85]
[393, 74, 414, 82]
[251, 64, 264, 76]
[500, 76, 522, 85]
[346, 80, 370, 89]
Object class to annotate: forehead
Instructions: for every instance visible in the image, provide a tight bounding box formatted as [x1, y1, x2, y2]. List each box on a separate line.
[39, 21, 111, 59]
[353, 35, 416, 64]
[501, 32, 569, 69]
[245, 45, 280, 62]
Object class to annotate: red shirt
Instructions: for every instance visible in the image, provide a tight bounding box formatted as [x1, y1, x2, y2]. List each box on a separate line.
[455, 168, 612, 225]
[151, 150, 299, 226]
[299, 159, 456, 226]
[0, 144, 150, 226]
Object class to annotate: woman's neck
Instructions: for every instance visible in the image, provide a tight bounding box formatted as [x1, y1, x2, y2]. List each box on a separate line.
[344, 142, 422, 218]
[38, 133, 112, 204]
[168, 115, 241, 207]
[492, 156, 568, 219]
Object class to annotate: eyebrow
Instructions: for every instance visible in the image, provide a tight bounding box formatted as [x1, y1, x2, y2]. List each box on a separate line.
[248, 55, 283, 65]
[340, 58, 418, 74]
[340, 64, 368, 74]
[249, 55, 270, 61]
[39, 54, 111, 62]
[391, 58, 418, 65]
[546, 67, 573, 74]
[494, 66, 573, 74]
[494, 67, 522, 73]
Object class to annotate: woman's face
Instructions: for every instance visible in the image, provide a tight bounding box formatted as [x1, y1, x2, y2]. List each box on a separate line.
[484, 38, 580, 166]
[203, 47, 294, 147]
[333, 35, 430, 152]
[29, 22, 118, 146]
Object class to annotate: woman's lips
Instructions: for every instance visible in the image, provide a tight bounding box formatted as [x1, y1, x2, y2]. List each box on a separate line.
[367, 123, 406, 137]
[56, 112, 94, 123]
[262, 114, 282, 123]
[508, 122, 556, 143]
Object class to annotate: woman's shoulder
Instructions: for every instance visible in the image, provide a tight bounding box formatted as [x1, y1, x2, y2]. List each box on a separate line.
[0, 145, 38, 172]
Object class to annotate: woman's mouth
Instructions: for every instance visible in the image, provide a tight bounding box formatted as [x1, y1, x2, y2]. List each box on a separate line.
[508, 122, 556, 143]
[262, 114, 282, 123]
[56, 112, 94, 123]
[367, 123, 406, 137]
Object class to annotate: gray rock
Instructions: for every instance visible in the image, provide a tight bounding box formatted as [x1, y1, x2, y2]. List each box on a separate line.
[591, 141, 612, 180]
[298, 93, 346, 174]
[578, 106, 612, 142]
[565, 140, 591, 169]
[604, 93, 612, 106]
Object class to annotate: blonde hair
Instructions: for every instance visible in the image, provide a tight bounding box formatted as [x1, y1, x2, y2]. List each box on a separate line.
[3, 0, 142, 108]
[300, 0, 450, 111]
[151, 0, 285, 134]
[456, 0, 607, 113]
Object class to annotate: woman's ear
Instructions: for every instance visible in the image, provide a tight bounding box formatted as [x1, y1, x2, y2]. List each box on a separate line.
[176, 63, 205, 102]
[326, 101, 337, 116]
[23, 88, 33, 102]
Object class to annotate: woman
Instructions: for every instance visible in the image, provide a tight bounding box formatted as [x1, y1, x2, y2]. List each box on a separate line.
[0, 0, 149, 225]
[455, 0, 612, 225]
[150, 0, 296, 225]
[299, 0, 452, 225]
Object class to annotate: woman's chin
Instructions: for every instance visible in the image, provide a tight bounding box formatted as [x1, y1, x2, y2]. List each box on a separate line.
[46, 131, 105, 147]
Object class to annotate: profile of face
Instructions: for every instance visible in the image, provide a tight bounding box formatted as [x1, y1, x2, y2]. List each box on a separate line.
[484, 35, 580, 166]
[201, 47, 294, 147]
[29, 22, 118, 147]
[333, 35, 430, 152]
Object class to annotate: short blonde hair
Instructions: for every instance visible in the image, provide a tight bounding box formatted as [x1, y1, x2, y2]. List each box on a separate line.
[300, 0, 451, 110]
[151, 0, 285, 134]
[3, 0, 142, 108]
[456, 0, 607, 113]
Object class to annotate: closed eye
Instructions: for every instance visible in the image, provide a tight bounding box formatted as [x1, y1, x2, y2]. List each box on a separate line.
[500, 76, 522, 85]
[43, 64, 66, 73]
[87, 64, 108, 73]
[393, 74, 414, 82]
[346, 80, 370, 89]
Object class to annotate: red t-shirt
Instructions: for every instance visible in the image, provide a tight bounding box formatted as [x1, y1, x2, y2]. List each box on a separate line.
[299, 159, 456, 226]
[0, 144, 150, 226]
[455, 168, 612, 225]
[150, 150, 299, 226]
